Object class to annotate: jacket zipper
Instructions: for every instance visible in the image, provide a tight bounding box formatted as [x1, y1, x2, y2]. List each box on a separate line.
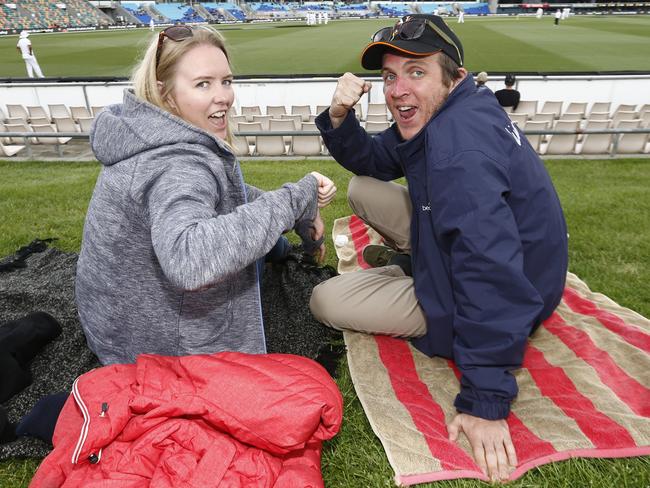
[71, 375, 91, 464]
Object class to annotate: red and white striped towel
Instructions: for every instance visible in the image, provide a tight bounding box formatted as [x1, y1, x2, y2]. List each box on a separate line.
[332, 216, 650, 485]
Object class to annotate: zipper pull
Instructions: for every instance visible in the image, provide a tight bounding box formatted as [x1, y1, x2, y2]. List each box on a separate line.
[99, 402, 108, 417]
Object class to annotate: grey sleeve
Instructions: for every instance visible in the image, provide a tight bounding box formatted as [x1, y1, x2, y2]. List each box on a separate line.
[245, 184, 265, 202]
[140, 161, 318, 291]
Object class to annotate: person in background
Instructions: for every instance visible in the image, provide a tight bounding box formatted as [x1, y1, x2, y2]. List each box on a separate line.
[554, 9, 561, 25]
[16, 31, 45, 78]
[76, 26, 336, 365]
[475, 71, 489, 92]
[494, 74, 520, 110]
[309, 14, 567, 482]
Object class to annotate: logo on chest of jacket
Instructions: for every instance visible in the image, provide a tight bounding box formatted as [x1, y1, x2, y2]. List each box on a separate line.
[505, 123, 522, 146]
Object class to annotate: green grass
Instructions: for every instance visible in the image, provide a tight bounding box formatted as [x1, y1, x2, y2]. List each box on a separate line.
[1, 16, 650, 77]
[0, 158, 649, 487]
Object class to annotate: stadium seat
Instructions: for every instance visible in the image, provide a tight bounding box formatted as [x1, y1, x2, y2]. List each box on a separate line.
[240, 106, 262, 122]
[612, 111, 639, 126]
[508, 113, 528, 126]
[291, 133, 322, 156]
[255, 133, 286, 156]
[613, 103, 637, 115]
[53, 117, 80, 133]
[266, 105, 286, 118]
[640, 112, 650, 128]
[563, 102, 587, 118]
[544, 120, 580, 155]
[3, 122, 33, 145]
[91, 106, 106, 117]
[29, 117, 52, 128]
[70, 106, 92, 121]
[230, 115, 248, 130]
[5, 117, 28, 125]
[237, 121, 263, 146]
[0, 106, 6, 123]
[365, 121, 390, 132]
[615, 120, 647, 154]
[6, 105, 29, 121]
[579, 121, 612, 155]
[589, 102, 611, 117]
[49, 104, 71, 120]
[27, 106, 49, 122]
[540, 101, 562, 119]
[513, 100, 538, 118]
[316, 105, 329, 116]
[531, 113, 555, 126]
[279, 115, 302, 130]
[522, 121, 548, 153]
[31, 124, 72, 156]
[230, 135, 250, 157]
[77, 117, 95, 133]
[587, 112, 610, 121]
[366, 114, 390, 123]
[559, 112, 583, 122]
[0, 140, 25, 157]
[366, 103, 388, 119]
[252, 115, 272, 130]
[291, 105, 312, 122]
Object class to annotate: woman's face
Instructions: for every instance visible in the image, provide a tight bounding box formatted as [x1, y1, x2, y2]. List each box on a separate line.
[166, 44, 234, 140]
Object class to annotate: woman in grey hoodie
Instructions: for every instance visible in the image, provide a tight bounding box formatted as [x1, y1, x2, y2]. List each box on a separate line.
[76, 26, 335, 365]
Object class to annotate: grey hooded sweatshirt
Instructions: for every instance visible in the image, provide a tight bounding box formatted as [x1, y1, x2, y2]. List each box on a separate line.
[76, 90, 318, 365]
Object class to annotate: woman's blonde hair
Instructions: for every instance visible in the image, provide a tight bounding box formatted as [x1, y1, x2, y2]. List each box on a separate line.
[131, 26, 234, 144]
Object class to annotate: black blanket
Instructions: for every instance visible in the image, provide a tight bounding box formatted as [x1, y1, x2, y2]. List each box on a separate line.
[0, 246, 340, 460]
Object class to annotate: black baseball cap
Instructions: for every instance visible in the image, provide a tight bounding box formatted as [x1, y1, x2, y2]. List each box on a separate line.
[361, 14, 464, 70]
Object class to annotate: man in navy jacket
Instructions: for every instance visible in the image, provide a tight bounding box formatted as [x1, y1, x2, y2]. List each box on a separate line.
[310, 14, 568, 481]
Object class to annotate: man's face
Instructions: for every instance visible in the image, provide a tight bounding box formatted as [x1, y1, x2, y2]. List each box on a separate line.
[382, 51, 454, 141]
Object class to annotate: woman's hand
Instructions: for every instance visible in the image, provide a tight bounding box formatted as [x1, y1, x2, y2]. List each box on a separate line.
[310, 172, 337, 208]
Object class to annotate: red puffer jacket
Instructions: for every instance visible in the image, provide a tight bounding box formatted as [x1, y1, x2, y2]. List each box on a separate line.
[29, 352, 343, 487]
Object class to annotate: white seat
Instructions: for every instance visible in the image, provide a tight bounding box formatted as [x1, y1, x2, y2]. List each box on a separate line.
[530, 112, 555, 126]
[513, 100, 538, 118]
[640, 112, 650, 128]
[587, 112, 610, 121]
[31, 124, 72, 156]
[266, 105, 286, 118]
[237, 121, 263, 146]
[48, 104, 71, 119]
[29, 117, 52, 128]
[230, 135, 250, 157]
[613, 103, 637, 114]
[270, 118, 296, 145]
[3, 122, 34, 145]
[612, 111, 639, 126]
[353, 103, 363, 120]
[615, 119, 647, 154]
[588, 102, 611, 117]
[366, 103, 388, 117]
[53, 117, 80, 133]
[365, 114, 389, 123]
[6, 104, 29, 121]
[540, 101, 562, 119]
[522, 121, 548, 153]
[509, 113, 528, 127]
[240, 105, 262, 122]
[544, 120, 579, 155]
[91, 106, 106, 117]
[291, 134, 322, 156]
[0, 125, 25, 155]
[563, 102, 587, 118]
[27, 106, 50, 122]
[579, 121, 612, 155]
[255, 134, 286, 156]
[365, 121, 390, 132]
[279, 114, 302, 130]
[70, 106, 92, 121]
[316, 105, 329, 115]
[77, 117, 94, 133]
[291, 105, 312, 122]
[252, 115, 272, 131]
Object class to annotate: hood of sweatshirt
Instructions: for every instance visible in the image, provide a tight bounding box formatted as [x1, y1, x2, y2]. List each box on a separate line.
[91, 89, 232, 166]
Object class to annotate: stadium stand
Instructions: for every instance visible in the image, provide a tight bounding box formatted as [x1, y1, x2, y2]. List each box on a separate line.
[376, 2, 413, 17]
[154, 3, 205, 23]
[248, 3, 293, 19]
[0, 0, 109, 30]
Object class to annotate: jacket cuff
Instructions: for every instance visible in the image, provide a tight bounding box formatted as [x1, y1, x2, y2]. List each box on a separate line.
[284, 174, 318, 224]
[453, 392, 511, 420]
[315, 109, 359, 137]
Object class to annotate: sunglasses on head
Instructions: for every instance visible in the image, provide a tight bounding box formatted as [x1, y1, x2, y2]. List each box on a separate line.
[371, 18, 462, 66]
[155, 25, 193, 69]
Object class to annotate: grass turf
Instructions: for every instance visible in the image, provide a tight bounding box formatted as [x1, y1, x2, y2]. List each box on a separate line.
[1, 16, 650, 78]
[0, 158, 649, 487]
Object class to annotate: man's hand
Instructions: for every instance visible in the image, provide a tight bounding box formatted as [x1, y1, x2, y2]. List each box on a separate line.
[310, 171, 337, 208]
[311, 210, 326, 263]
[329, 73, 372, 129]
[447, 413, 517, 482]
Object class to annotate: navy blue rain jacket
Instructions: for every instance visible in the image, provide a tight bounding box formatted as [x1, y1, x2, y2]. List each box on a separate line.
[316, 75, 568, 420]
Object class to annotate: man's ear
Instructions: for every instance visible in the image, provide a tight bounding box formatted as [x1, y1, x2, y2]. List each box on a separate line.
[451, 67, 469, 92]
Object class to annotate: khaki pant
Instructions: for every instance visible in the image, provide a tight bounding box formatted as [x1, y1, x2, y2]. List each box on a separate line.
[309, 176, 427, 337]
